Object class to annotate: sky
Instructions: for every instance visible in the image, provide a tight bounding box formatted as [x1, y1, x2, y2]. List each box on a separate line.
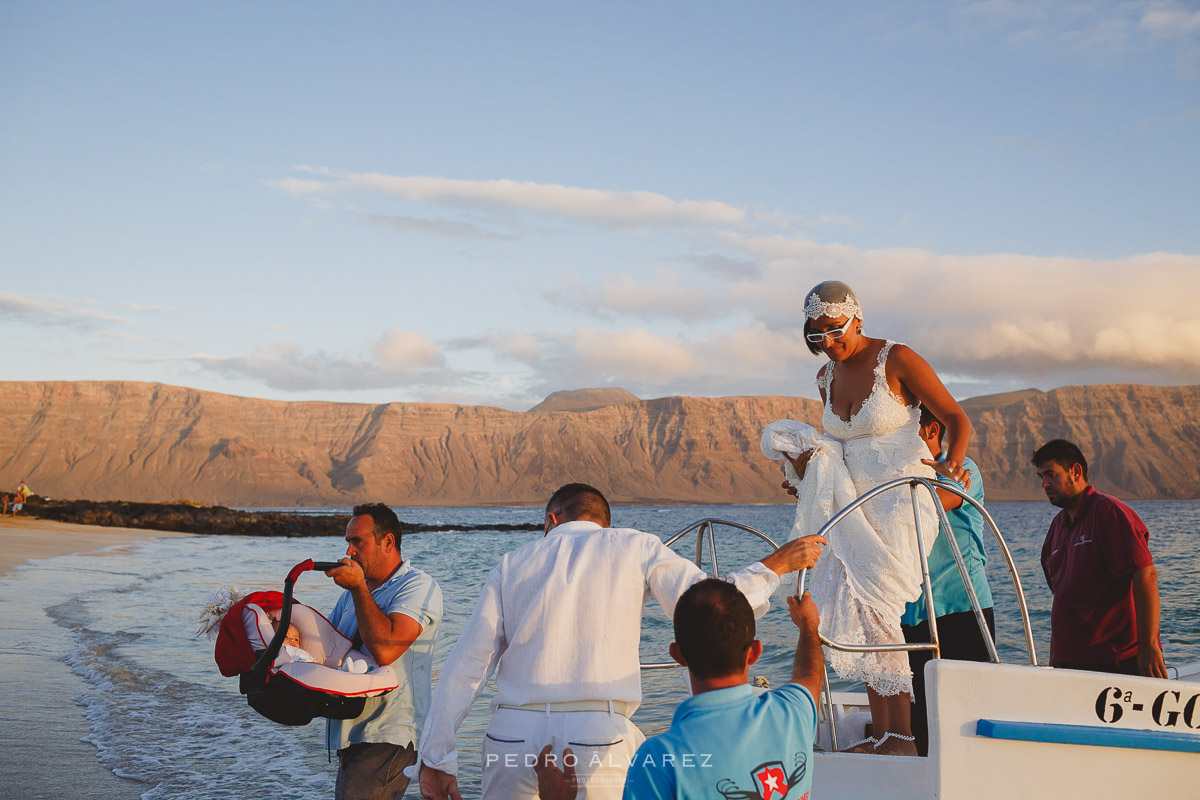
[2, 1, 1198, 411]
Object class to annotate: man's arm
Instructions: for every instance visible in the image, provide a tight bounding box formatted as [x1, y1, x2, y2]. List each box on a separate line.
[645, 534, 826, 621]
[1131, 564, 1167, 679]
[787, 592, 823, 700]
[327, 559, 423, 665]
[723, 535, 826, 618]
[760, 535, 827, 577]
[417, 571, 507, 798]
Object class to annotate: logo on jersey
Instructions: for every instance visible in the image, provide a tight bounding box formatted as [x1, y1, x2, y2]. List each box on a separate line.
[715, 753, 807, 800]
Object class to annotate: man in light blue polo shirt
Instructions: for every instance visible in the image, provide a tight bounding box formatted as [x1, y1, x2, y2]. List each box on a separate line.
[325, 503, 442, 800]
[901, 407, 994, 756]
[621, 580, 822, 800]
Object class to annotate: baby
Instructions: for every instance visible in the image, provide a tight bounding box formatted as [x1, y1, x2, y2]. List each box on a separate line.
[277, 621, 317, 664]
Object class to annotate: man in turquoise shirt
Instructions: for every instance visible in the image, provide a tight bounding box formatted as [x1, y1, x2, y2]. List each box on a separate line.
[901, 407, 994, 756]
[620, 580, 822, 800]
[325, 503, 443, 800]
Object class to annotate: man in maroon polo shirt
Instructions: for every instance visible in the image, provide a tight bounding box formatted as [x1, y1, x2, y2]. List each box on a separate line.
[1032, 439, 1167, 677]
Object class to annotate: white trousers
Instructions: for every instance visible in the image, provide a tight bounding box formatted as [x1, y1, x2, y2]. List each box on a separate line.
[480, 706, 645, 800]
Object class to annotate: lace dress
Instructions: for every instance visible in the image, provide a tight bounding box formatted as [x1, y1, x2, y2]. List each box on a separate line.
[806, 341, 939, 696]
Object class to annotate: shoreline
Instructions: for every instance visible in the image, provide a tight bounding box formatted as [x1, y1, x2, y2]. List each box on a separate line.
[0, 514, 189, 579]
[0, 515, 189, 800]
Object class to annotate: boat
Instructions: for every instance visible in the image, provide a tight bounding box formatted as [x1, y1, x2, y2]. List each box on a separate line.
[653, 477, 1200, 798]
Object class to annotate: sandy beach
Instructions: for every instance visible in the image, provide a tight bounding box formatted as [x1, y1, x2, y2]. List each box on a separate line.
[0, 514, 188, 578]
[0, 515, 188, 800]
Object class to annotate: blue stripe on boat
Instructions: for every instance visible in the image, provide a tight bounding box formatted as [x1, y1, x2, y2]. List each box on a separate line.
[976, 719, 1200, 754]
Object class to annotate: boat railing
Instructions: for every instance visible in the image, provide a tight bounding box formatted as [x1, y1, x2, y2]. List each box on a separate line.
[643, 477, 1038, 752]
[639, 519, 782, 670]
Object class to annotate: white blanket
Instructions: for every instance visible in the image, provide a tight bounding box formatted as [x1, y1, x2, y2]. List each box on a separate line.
[761, 419, 918, 618]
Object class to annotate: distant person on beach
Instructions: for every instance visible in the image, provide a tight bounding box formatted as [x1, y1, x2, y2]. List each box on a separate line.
[323, 503, 443, 800]
[415, 483, 826, 800]
[12, 480, 31, 514]
[1033, 439, 1167, 678]
[777, 280, 972, 755]
[901, 406, 995, 756]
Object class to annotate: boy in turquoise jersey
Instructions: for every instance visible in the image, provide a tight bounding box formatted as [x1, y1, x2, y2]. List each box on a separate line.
[621, 580, 822, 800]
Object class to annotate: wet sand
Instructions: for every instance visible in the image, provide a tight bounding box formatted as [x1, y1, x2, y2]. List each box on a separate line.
[0, 515, 188, 800]
[0, 514, 187, 578]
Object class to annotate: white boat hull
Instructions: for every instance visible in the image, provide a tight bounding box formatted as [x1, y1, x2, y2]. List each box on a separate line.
[812, 660, 1200, 798]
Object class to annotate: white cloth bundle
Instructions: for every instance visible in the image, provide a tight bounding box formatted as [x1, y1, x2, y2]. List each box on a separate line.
[761, 420, 917, 617]
[761, 419, 929, 695]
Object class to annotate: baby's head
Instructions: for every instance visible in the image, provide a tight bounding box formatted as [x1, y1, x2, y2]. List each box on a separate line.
[283, 623, 302, 649]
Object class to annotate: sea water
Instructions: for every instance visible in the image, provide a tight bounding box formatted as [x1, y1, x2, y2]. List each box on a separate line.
[1, 501, 1197, 799]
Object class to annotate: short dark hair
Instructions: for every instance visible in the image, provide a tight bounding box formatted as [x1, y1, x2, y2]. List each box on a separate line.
[1031, 439, 1089, 481]
[802, 318, 823, 356]
[546, 483, 611, 527]
[673, 579, 756, 679]
[919, 405, 945, 446]
[351, 503, 403, 546]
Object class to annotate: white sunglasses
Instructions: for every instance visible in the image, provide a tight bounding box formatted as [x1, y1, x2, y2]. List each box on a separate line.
[805, 317, 856, 343]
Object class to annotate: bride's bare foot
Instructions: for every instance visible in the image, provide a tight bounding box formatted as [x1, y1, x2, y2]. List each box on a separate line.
[873, 732, 917, 756]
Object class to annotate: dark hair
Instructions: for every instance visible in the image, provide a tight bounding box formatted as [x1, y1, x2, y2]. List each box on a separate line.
[919, 406, 945, 446]
[802, 319, 823, 356]
[351, 503, 403, 547]
[673, 579, 756, 679]
[546, 483, 611, 527]
[1031, 439, 1089, 481]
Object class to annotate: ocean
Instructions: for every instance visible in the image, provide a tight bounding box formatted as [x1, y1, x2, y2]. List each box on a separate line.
[2, 501, 1197, 799]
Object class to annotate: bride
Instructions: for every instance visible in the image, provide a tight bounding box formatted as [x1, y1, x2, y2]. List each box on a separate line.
[785, 280, 971, 756]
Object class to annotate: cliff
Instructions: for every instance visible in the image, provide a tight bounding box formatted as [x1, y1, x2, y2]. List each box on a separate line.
[0, 381, 1195, 505]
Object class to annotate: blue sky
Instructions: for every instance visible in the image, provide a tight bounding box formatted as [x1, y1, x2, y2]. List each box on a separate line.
[3, 1, 1198, 409]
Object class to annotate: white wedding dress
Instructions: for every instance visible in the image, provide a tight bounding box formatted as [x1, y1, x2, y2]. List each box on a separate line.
[766, 341, 939, 696]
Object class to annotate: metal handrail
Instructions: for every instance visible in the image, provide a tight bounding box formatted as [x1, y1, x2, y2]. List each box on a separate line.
[641, 519, 782, 670]
[927, 479, 1038, 665]
[796, 475, 1037, 749]
[639, 489, 1037, 751]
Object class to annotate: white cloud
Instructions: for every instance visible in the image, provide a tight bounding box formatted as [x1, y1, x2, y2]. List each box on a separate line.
[871, 1, 1200, 75]
[720, 240, 1200, 381]
[187, 335, 455, 392]
[549, 237, 1200, 393]
[270, 170, 747, 230]
[1141, 1, 1200, 36]
[372, 330, 445, 370]
[357, 212, 512, 240]
[548, 272, 719, 321]
[484, 322, 822, 399]
[490, 332, 543, 362]
[0, 292, 134, 330]
[570, 327, 699, 382]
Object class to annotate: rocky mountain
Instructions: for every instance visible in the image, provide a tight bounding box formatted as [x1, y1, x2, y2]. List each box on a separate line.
[0, 381, 1195, 506]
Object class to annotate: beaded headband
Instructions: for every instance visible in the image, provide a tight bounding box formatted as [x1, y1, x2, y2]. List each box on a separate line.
[804, 292, 862, 321]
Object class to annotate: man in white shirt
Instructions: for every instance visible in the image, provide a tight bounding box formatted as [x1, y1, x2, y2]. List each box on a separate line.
[416, 483, 826, 800]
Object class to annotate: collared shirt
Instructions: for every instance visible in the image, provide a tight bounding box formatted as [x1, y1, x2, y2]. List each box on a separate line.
[417, 520, 782, 775]
[328, 560, 443, 751]
[901, 455, 993, 626]
[622, 683, 817, 800]
[1040, 486, 1154, 663]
